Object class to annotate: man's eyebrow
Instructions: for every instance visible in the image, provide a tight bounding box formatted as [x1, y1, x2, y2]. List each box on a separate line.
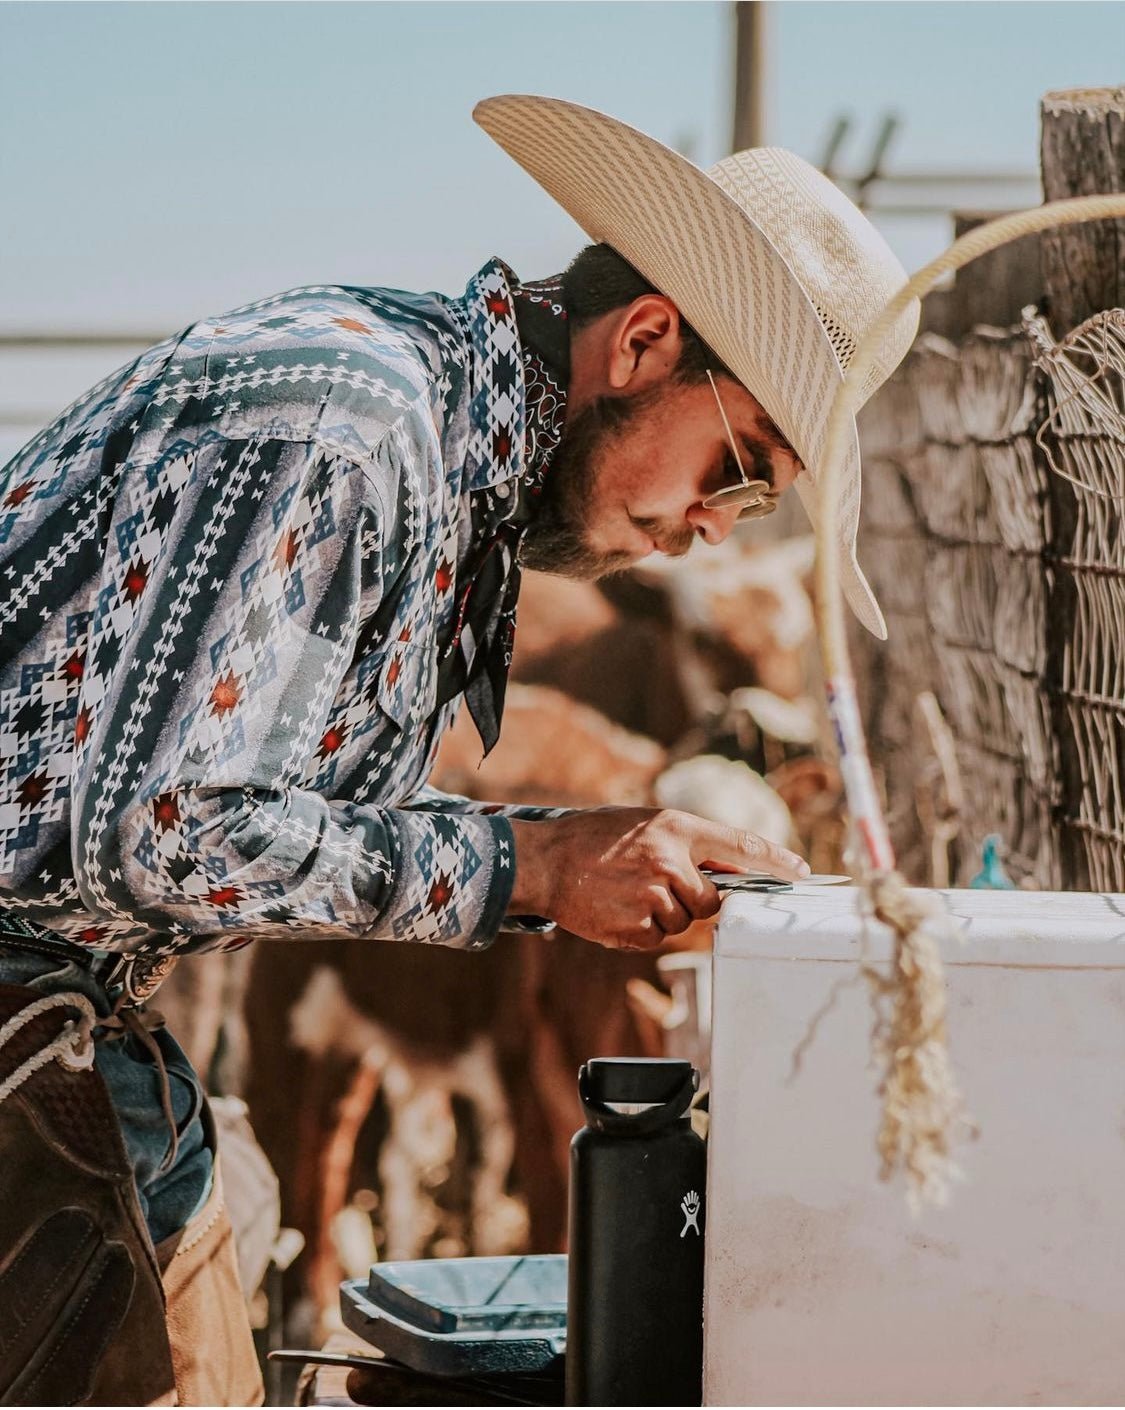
[739, 420, 800, 485]
[759, 415, 796, 454]
[745, 439, 775, 487]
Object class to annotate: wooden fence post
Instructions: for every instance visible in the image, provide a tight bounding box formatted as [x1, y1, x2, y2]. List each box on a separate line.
[1040, 87, 1125, 331]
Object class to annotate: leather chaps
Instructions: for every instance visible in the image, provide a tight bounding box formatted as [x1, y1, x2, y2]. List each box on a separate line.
[0, 983, 178, 1407]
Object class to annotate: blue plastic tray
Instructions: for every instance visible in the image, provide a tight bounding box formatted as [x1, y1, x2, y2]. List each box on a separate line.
[340, 1254, 567, 1378]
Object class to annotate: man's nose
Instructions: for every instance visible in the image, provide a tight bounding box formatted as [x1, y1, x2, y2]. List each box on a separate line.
[686, 500, 741, 546]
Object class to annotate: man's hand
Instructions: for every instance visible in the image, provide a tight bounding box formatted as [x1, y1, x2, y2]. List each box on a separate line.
[508, 808, 809, 951]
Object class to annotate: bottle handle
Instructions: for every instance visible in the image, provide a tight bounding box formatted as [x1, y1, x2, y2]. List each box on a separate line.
[577, 1065, 699, 1135]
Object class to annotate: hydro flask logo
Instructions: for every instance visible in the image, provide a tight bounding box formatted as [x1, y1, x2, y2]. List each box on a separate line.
[679, 1189, 701, 1237]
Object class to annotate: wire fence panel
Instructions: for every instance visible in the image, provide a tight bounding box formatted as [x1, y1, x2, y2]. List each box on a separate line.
[856, 310, 1125, 891]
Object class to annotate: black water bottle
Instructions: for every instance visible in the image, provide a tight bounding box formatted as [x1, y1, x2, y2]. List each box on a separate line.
[566, 1057, 706, 1407]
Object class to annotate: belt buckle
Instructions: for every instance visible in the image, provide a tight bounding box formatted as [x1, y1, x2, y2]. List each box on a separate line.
[104, 952, 177, 1005]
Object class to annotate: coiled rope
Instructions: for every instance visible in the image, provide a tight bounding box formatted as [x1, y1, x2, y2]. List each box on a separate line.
[0, 992, 97, 1107]
[814, 193, 1125, 1205]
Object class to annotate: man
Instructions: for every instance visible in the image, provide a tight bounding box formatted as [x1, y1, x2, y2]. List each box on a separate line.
[0, 96, 917, 1404]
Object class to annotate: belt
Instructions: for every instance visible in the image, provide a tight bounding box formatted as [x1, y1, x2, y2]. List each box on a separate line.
[0, 908, 177, 1006]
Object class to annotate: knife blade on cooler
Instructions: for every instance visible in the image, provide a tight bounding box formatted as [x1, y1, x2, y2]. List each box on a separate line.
[701, 870, 851, 892]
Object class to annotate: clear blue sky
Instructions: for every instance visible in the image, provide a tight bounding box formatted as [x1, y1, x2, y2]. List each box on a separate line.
[2, 0, 1122, 333]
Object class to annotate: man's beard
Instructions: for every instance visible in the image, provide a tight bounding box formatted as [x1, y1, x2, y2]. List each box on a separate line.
[519, 391, 693, 579]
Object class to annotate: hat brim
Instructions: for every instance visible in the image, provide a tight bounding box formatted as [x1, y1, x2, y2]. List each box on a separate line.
[473, 93, 887, 639]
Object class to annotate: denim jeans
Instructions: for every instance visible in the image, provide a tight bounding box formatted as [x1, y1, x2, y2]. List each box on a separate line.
[0, 939, 213, 1245]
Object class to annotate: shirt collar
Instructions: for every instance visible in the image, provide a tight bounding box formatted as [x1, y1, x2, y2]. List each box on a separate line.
[440, 262, 571, 752]
[457, 260, 527, 497]
[455, 259, 570, 516]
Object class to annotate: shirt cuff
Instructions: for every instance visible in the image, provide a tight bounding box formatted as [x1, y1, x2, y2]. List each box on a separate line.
[379, 809, 517, 950]
[470, 812, 517, 948]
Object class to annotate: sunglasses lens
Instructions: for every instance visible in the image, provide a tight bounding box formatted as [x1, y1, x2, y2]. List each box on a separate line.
[737, 497, 778, 522]
[701, 479, 771, 512]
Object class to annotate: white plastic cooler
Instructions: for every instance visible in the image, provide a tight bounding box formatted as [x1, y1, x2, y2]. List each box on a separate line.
[704, 885, 1125, 1406]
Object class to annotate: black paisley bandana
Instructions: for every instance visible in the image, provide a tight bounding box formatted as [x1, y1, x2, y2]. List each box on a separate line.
[513, 273, 570, 497]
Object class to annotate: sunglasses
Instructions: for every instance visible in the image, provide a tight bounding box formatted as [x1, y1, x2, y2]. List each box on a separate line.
[701, 369, 779, 521]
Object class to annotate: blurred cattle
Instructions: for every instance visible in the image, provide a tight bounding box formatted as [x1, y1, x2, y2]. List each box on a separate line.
[510, 534, 818, 748]
[434, 682, 667, 808]
[241, 924, 701, 1328]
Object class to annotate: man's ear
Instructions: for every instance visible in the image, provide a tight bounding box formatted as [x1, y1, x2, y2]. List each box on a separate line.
[606, 296, 684, 392]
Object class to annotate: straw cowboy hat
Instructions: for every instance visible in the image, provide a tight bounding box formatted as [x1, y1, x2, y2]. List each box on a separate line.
[473, 94, 920, 639]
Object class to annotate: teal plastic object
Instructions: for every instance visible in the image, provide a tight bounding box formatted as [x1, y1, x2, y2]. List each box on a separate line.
[969, 834, 1016, 889]
[340, 1254, 566, 1378]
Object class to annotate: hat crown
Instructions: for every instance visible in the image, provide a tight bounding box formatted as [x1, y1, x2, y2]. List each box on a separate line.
[707, 147, 916, 398]
[473, 93, 922, 638]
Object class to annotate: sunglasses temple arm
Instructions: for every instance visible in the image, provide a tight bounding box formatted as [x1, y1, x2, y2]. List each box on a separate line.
[706, 369, 749, 483]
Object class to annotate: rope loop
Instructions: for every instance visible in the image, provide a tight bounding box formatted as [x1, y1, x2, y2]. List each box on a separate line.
[0, 992, 98, 1107]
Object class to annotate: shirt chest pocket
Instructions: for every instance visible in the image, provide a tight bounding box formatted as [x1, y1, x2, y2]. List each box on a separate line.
[360, 642, 439, 802]
[375, 641, 438, 735]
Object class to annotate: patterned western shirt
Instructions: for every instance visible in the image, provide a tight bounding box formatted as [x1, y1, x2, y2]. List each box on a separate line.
[0, 260, 564, 957]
